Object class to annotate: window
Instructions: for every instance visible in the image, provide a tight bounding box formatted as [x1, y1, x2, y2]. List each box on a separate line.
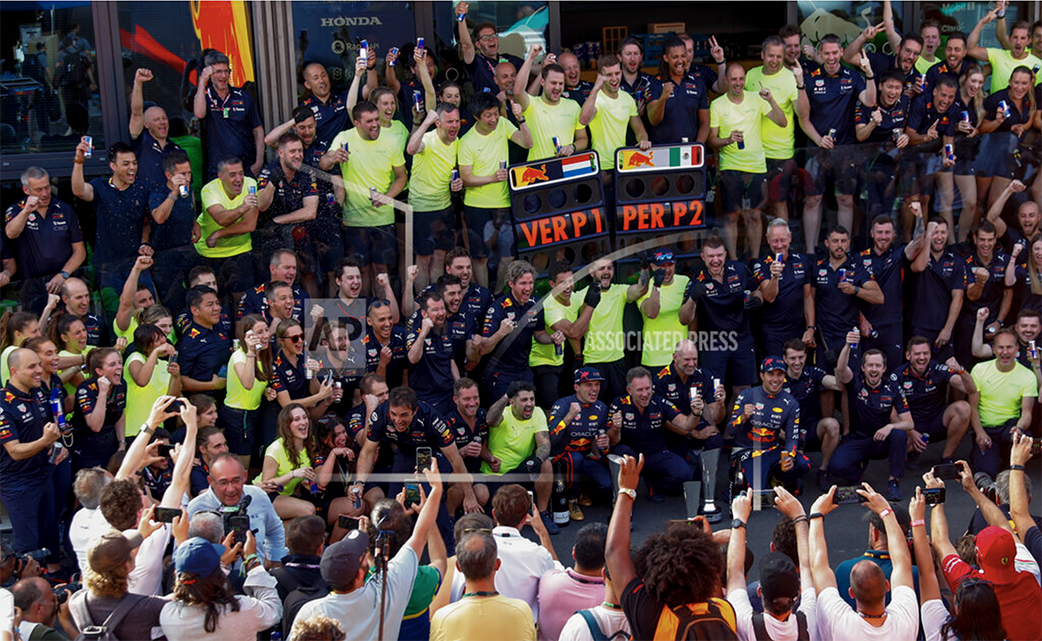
[1, 2, 103, 156]
[438, 1, 549, 58]
[922, 1, 1031, 48]
[797, 1, 906, 52]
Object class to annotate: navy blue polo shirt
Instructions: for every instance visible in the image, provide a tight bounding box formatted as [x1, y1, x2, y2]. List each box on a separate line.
[805, 65, 867, 145]
[950, 95, 981, 157]
[419, 283, 492, 322]
[366, 400, 454, 456]
[693, 261, 752, 333]
[910, 250, 966, 331]
[236, 282, 309, 323]
[178, 320, 231, 382]
[783, 365, 827, 427]
[446, 310, 478, 367]
[689, 64, 719, 92]
[891, 360, 957, 423]
[960, 251, 1009, 326]
[88, 178, 149, 265]
[302, 140, 339, 218]
[72, 378, 127, 454]
[481, 292, 544, 376]
[854, 96, 911, 144]
[562, 80, 594, 105]
[648, 72, 709, 144]
[983, 89, 1032, 133]
[813, 256, 873, 343]
[846, 358, 910, 436]
[858, 244, 905, 329]
[923, 59, 971, 93]
[867, 52, 917, 89]
[609, 394, 681, 455]
[653, 364, 714, 417]
[80, 312, 105, 347]
[465, 52, 525, 94]
[907, 93, 956, 146]
[547, 393, 609, 459]
[300, 90, 351, 148]
[175, 306, 233, 339]
[363, 326, 409, 389]
[201, 85, 263, 177]
[405, 325, 455, 409]
[4, 198, 82, 278]
[620, 71, 661, 116]
[147, 186, 196, 252]
[271, 350, 309, 400]
[0, 384, 52, 479]
[751, 252, 811, 337]
[726, 385, 800, 454]
[131, 129, 185, 190]
[444, 405, 488, 449]
[256, 160, 319, 230]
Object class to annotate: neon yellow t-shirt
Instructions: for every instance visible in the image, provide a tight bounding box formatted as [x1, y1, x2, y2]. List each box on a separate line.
[523, 97, 584, 161]
[744, 66, 798, 160]
[481, 406, 548, 475]
[986, 49, 1042, 92]
[710, 91, 773, 173]
[253, 437, 313, 496]
[575, 283, 629, 364]
[329, 127, 406, 227]
[915, 55, 940, 75]
[113, 316, 138, 343]
[639, 275, 691, 367]
[408, 129, 458, 213]
[530, 292, 582, 367]
[588, 90, 638, 170]
[59, 347, 93, 398]
[225, 349, 268, 411]
[458, 118, 518, 209]
[0, 345, 15, 386]
[124, 351, 172, 437]
[383, 120, 410, 152]
[971, 359, 1038, 427]
[197, 177, 257, 258]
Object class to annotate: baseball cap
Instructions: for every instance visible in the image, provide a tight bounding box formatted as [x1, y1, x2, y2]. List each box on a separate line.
[321, 529, 370, 586]
[652, 250, 675, 264]
[975, 525, 1018, 585]
[761, 356, 786, 373]
[173, 537, 225, 577]
[574, 367, 606, 384]
[87, 530, 143, 575]
[759, 552, 800, 603]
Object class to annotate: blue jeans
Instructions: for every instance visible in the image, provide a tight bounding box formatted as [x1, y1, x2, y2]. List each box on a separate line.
[830, 430, 908, 482]
[555, 451, 612, 499]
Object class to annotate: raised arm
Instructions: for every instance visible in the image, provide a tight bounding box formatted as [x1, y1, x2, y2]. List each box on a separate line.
[726, 489, 753, 594]
[808, 486, 839, 591]
[406, 461, 445, 556]
[71, 139, 94, 202]
[513, 45, 540, 111]
[193, 66, 213, 120]
[966, 10, 997, 61]
[162, 400, 198, 507]
[457, 4, 477, 66]
[1009, 434, 1038, 542]
[861, 482, 913, 589]
[605, 454, 642, 592]
[908, 488, 941, 602]
[128, 68, 153, 139]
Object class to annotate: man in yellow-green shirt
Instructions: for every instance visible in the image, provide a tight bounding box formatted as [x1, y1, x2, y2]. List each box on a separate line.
[530, 262, 594, 408]
[514, 44, 589, 162]
[580, 55, 651, 172]
[329, 101, 407, 295]
[573, 255, 649, 403]
[458, 92, 531, 289]
[968, 11, 1042, 92]
[638, 250, 692, 370]
[406, 103, 464, 292]
[708, 62, 787, 260]
[745, 36, 801, 222]
[196, 157, 258, 296]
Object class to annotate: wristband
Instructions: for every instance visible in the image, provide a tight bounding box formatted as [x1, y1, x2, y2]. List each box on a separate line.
[73, 158, 85, 164]
[516, 117, 526, 124]
[879, 508, 893, 519]
[1010, 464, 1026, 471]
[59, 270, 71, 279]
[142, 424, 155, 436]
[796, 85, 805, 90]
[243, 553, 259, 565]
[809, 512, 824, 520]
[792, 515, 809, 525]
[911, 519, 926, 528]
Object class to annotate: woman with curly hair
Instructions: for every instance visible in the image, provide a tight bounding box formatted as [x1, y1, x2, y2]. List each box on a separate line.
[255, 403, 321, 520]
[160, 534, 281, 640]
[290, 613, 346, 641]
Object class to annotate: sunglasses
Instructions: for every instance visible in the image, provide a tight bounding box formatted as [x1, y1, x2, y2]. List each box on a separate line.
[284, 334, 304, 343]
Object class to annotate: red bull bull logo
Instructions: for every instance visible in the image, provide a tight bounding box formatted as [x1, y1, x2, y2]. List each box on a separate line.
[624, 151, 654, 168]
[512, 164, 549, 188]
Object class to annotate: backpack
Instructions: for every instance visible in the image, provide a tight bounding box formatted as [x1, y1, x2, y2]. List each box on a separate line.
[654, 599, 738, 640]
[751, 610, 809, 641]
[578, 609, 632, 641]
[59, 51, 90, 88]
[69, 591, 144, 641]
[281, 583, 327, 638]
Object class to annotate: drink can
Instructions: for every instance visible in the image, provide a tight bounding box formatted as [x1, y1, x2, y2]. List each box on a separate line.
[310, 481, 320, 494]
[776, 252, 784, 263]
[690, 385, 700, 400]
[712, 377, 721, 390]
[247, 184, 257, 196]
[838, 268, 847, 281]
[49, 441, 63, 465]
[451, 169, 459, 182]
[892, 128, 902, 142]
[83, 136, 92, 158]
[961, 110, 970, 122]
[918, 73, 926, 88]
[417, 37, 425, 50]
[326, 192, 335, 205]
[359, 47, 367, 61]
[552, 136, 561, 152]
[944, 143, 954, 159]
[361, 39, 369, 50]
[49, 396, 66, 430]
[555, 342, 563, 356]
[736, 138, 745, 150]
[827, 128, 837, 139]
[1030, 339, 1037, 359]
[413, 90, 423, 109]
[500, 160, 507, 170]
[1033, 63, 1041, 74]
[388, 47, 399, 65]
[999, 100, 1010, 117]
[178, 184, 190, 198]
[456, 6, 466, 21]
[473, 436, 482, 445]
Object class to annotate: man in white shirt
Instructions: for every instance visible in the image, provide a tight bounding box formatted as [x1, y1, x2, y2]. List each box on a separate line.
[810, 484, 919, 641]
[69, 467, 112, 574]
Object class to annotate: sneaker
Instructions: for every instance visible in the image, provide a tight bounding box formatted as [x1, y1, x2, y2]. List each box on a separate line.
[541, 511, 561, 535]
[817, 469, 830, 491]
[568, 499, 585, 521]
[578, 493, 594, 507]
[702, 500, 722, 523]
[886, 478, 902, 502]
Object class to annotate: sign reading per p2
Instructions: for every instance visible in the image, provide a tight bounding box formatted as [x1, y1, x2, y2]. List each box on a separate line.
[616, 200, 706, 234]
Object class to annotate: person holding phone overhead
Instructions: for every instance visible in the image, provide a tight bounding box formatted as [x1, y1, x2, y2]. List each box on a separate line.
[124, 323, 180, 443]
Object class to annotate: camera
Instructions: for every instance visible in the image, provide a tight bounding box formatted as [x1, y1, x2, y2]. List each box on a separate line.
[53, 581, 81, 604]
[221, 496, 253, 546]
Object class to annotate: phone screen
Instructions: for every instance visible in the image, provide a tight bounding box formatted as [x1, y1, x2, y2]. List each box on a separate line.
[338, 515, 359, 531]
[154, 507, 181, 523]
[924, 487, 946, 505]
[157, 443, 175, 458]
[834, 486, 866, 504]
[405, 482, 421, 509]
[416, 447, 432, 474]
[226, 515, 250, 546]
[933, 463, 960, 480]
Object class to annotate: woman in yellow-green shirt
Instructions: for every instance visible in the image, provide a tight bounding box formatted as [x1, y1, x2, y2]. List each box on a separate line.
[254, 403, 319, 520]
[52, 314, 92, 398]
[124, 324, 181, 439]
[0, 311, 41, 385]
[218, 314, 274, 469]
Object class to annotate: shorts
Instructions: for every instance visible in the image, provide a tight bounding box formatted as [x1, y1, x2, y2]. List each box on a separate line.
[699, 332, 757, 387]
[765, 157, 810, 202]
[718, 170, 767, 214]
[953, 137, 981, 176]
[199, 252, 254, 296]
[805, 146, 859, 196]
[976, 132, 1018, 178]
[463, 205, 508, 260]
[344, 224, 398, 267]
[915, 411, 948, 442]
[412, 206, 457, 256]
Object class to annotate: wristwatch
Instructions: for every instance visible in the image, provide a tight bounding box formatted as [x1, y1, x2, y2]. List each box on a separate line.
[731, 518, 747, 529]
[618, 488, 637, 500]
[59, 270, 71, 279]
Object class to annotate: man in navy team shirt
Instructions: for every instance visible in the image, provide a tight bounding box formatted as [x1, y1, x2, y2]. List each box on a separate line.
[923, 32, 972, 93]
[909, 219, 966, 361]
[148, 151, 199, 307]
[59, 277, 105, 347]
[238, 249, 309, 323]
[192, 50, 265, 180]
[797, 34, 876, 253]
[178, 286, 232, 398]
[901, 76, 958, 237]
[647, 37, 709, 144]
[780, 339, 844, 490]
[254, 132, 320, 280]
[753, 219, 815, 358]
[406, 291, 458, 416]
[954, 221, 1011, 369]
[298, 62, 352, 148]
[442, 377, 490, 514]
[844, 24, 922, 96]
[458, 16, 525, 95]
[5, 167, 86, 313]
[129, 67, 185, 190]
[854, 70, 911, 221]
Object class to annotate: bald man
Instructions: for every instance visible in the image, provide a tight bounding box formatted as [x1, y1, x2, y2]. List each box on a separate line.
[129, 68, 186, 190]
[558, 52, 594, 104]
[11, 576, 77, 639]
[59, 276, 105, 346]
[298, 62, 353, 148]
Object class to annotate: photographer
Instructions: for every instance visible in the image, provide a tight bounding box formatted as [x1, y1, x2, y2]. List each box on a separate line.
[11, 576, 78, 640]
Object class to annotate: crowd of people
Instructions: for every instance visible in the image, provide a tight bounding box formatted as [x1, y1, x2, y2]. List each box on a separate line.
[1, 1, 1042, 639]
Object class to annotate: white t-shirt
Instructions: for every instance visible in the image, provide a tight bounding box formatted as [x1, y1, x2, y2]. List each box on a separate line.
[128, 525, 170, 596]
[161, 565, 281, 641]
[817, 585, 920, 641]
[921, 598, 953, 641]
[70, 507, 111, 574]
[1, 588, 14, 639]
[557, 606, 631, 641]
[728, 582, 820, 641]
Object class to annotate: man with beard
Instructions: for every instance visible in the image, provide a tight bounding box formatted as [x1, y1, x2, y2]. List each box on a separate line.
[831, 331, 914, 501]
[969, 329, 1037, 477]
[478, 260, 562, 400]
[515, 45, 588, 161]
[407, 248, 493, 323]
[548, 368, 615, 520]
[891, 336, 976, 463]
[580, 55, 652, 181]
[253, 132, 319, 278]
[238, 249, 309, 323]
[909, 219, 965, 361]
[458, 20, 525, 95]
[364, 298, 408, 390]
[973, 308, 1042, 370]
[638, 250, 691, 372]
[529, 263, 592, 408]
[902, 77, 958, 236]
[193, 50, 265, 180]
[844, 22, 923, 96]
[195, 157, 259, 298]
[443, 378, 490, 514]
[754, 219, 816, 358]
[923, 32, 973, 92]
[407, 103, 464, 292]
[128, 67, 185, 190]
[647, 37, 710, 145]
[559, 52, 594, 104]
[297, 62, 351, 148]
[147, 152, 198, 306]
[780, 339, 843, 490]
[407, 292, 458, 416]
[617, 37, 660, 120]
[953, 221, 1011, 369]
[968, 12, 1042, 92]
